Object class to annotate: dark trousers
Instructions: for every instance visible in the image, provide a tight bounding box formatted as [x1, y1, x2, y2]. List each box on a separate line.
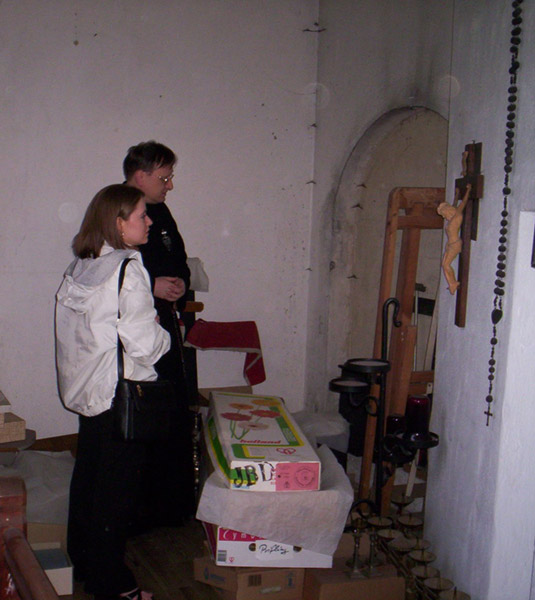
[67, 410, 146, 596]
[139, 300, 196, 527]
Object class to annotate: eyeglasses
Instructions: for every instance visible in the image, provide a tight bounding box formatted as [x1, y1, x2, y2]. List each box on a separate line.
[157, 173, 174, 184]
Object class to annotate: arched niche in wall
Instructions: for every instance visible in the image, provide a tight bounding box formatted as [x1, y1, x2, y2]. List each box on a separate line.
[327, 107, 448, 385]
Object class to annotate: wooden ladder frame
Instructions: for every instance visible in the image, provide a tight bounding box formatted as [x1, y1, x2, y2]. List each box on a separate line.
[357, 187, 445, 514]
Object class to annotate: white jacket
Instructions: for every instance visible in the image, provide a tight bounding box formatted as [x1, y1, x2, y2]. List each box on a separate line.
[55, 245, 171, 417]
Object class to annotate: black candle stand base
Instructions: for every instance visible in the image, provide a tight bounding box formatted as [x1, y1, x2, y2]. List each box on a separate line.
[382, 431, 439, 468]
[398, 431, 439, 451]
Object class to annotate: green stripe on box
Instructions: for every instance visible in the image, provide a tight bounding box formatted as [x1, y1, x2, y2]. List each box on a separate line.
[276, 417, 298, 445]
[207, 416, 231, 479]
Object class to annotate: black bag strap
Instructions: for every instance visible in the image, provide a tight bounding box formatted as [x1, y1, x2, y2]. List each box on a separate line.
[117, 258, 133, 381]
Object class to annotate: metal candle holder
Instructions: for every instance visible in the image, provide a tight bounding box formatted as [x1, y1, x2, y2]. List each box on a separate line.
[331, 297, 440, 511]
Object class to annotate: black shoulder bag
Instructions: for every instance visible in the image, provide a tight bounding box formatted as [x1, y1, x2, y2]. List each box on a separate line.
[112, 258, 178, 442]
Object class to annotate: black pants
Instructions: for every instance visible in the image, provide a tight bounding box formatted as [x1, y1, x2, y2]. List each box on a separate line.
[67, 410, 146, 596]
[139, 301, 196, 527]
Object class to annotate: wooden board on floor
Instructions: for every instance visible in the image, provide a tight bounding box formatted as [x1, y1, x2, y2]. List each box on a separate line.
[124, 522, 220, 600]
[66, 521, 221, 600]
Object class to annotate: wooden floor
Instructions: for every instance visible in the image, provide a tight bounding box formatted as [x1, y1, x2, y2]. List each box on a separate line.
[67, 519, 220, 600]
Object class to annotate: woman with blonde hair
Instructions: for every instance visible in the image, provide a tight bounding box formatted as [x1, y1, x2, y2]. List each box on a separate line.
[56, 184, 169, 600]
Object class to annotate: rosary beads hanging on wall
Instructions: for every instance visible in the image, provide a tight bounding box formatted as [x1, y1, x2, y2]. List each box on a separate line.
[485, 0, 523, 425]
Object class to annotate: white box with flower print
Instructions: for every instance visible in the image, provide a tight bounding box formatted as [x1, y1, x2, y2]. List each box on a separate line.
[207, 391, 321, 492]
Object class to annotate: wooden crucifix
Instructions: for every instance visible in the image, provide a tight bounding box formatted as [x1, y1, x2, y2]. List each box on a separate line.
[437, 142, 484, 327]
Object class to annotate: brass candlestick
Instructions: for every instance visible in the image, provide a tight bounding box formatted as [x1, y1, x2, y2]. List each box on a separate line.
[367, 516, 392, 571]
[389, 535, 416, 554]
[391, 490, 414, 515]
[440, 588, 471, 600]
[411, 564, 440, 581]
[425, 577, 454, 593]
[409, 549, 436, 565]
[347, 516, 369, 579]
[397, 513, 424, 539]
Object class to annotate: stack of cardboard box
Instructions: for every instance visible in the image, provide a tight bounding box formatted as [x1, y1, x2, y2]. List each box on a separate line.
[199, 390, 333, 566]
[194, 390, 406, 600]
[194, 531, 405, 600]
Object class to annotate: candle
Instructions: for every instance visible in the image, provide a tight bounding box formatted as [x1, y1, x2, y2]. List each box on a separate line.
[405, 394, 431, 437]
[405, 455, 418, 497]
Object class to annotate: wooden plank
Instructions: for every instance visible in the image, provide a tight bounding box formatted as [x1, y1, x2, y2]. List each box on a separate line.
[397, 215, 444, 230]
[358, 188, 402, 501]
[4, 528, 60, 600]
[0, 477, 27, 600]
[381, 325, 417, 515]
[388, 330, 418, 423]
[395, 225, 422, 326]
[184, 301, 204, 313]
[29, 434, 78, 454]
[384, 325, 417, 417]
[358, 186, 445, 507]
[397, 187, 446, 208]
[408, 370, 434, 396]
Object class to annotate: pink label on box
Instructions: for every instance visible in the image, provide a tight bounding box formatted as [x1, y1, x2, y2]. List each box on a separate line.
[218, 527, 260, 542]
[275, 462, 320, 491]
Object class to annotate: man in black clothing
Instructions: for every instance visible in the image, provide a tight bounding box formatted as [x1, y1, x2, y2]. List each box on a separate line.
[123, 140, 195, 526]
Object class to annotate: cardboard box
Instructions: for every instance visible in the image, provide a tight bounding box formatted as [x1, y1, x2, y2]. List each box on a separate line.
[204, 523, 333, 568]
[199, 386, 253, 406]
[27, 522, 73, 596]
[0, 413, 26, 443]
[303, 563, 405, 600]
[207, 391, 321, 491]
[0, 390, 11, 426]
[194, 555, 304, 600]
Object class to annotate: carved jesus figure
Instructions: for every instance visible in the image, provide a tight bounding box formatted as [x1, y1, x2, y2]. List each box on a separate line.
[437, 183, 472, 294]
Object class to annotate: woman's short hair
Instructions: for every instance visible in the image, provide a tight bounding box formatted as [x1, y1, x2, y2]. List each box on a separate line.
[72, 184, 144, 258]
[122, 140, 176, 180]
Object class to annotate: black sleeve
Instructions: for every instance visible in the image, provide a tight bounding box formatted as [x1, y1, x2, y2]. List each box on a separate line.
[139, 203, 191, 310]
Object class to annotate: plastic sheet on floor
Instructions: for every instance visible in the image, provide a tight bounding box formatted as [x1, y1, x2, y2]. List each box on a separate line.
[0, 450, 74, 524]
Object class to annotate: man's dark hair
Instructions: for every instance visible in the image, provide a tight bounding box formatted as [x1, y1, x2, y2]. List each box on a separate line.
[123, 140, 176, 180]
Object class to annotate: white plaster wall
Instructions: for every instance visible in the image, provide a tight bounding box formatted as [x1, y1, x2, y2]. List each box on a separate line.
[313, 1, 535, 597]
[307, 0, 454, 410]
[0, 1, 318, 438]
[327, 108, 446, 386]
[425, 2, 535, 598]
[488, 212, 535, 598]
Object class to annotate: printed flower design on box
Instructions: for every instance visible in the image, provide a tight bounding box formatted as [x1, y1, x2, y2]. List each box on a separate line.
[229, 403, 254, 410]
[221, 402, 280, 439]
[252, 398, 278, 407]
[237, 422, 268, 431]
[220, 412, 253, 440]
[250, 409, 279, 419]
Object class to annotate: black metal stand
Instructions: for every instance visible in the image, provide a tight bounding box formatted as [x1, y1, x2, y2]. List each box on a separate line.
[331, 297, 439, 516]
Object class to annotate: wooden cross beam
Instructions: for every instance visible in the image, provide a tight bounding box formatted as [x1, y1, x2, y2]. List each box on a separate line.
[454, 143, 484, 327]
